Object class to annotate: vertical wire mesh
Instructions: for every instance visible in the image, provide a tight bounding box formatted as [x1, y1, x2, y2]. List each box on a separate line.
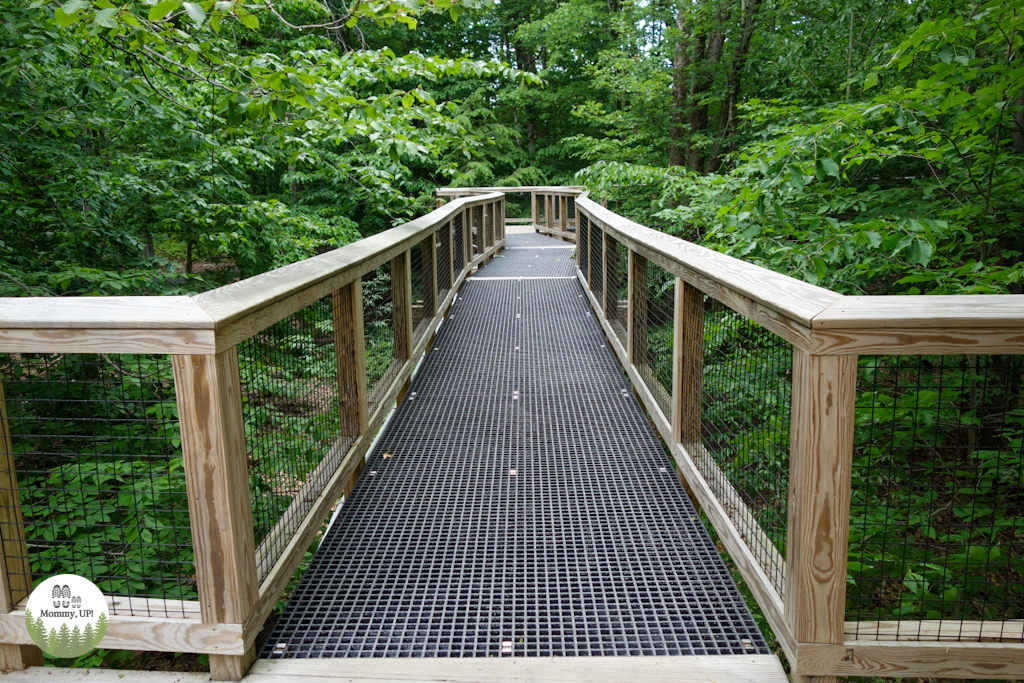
[436, 222, 452, 302]
[473, 206, 483, 255]
[604, 236, 628, 346]
[0, 353, 195, 617]
[237, 297, 345, 582]
[589, 222, 604, 301]
[848, 354, 1024, 641]
[485, 205, 494, 248]
[452, 212, 464, 276]
[410, 236, 435, 343]
[692, 295, 791, 596]
[633, 261, 674, 418]
[578, 213, 590, 279]
[567, 196, 576, 233]
[364, 262, 400, 416]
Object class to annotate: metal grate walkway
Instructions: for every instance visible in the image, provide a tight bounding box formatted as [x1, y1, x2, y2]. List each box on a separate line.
[261, 233, 770, 659]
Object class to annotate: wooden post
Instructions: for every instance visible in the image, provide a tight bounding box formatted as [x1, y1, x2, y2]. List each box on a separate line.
[604, 232, 616, 318]
[463, 207, 471, 265]
[673, 281, 704, 448]
[628, 251, 648, 367]
[423, 233, 437, 316]
[484, 203, 492, 249]
[581, 212, 590, 282]
[671, 279, 704, 512]
[545, 195, 554, 233]
[531, 192, 539, 229]
[392, 251, 413, 363]
[786, 350, 857, 683]
[172, 350, 259, 681]
[0, 382, 43, 670]
[333, 279, 368, 438]
[559, 196, 568, 233]
[447, 220, 456, 289]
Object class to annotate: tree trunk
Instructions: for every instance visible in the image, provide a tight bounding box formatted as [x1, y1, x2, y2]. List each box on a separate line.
[186, 240, 194, 275]
[705, 0, 763, 173]
[668, 9, 690, 167]
[515, 43, 539, 157]
[685, 2, 728, 170]
[1013, 92, 1024, 154]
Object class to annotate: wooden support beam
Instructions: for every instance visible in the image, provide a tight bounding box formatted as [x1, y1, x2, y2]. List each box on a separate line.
[559, 196, 567, 232]
[674, 281, 704, 447]
[603, 232, 616, 318]
[531, 192, 538, 229]
[0, 382, 43, 670]
[333, 279, 368, 438]
[786, 350, 857, 683]
[546, 195, 554, 232]
[423, 234, 437, 319]
[628, 251, 648, 367]
[171, 350, 259, 681]
[447, 220, 456, 292]
[392, 251, 413, 363]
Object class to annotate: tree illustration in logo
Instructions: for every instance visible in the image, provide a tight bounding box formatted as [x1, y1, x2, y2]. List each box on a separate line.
[26, 577, 109, 658]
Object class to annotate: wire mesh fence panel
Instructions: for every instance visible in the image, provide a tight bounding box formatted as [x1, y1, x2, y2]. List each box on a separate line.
[567, 196, 576, 232]
[473, 206, 484, 255]
[485, 205, 494, 248]
[692, 296, 792, 597]
[589, 222, 604, 301]
[632, 260, 675, 419]
[578, 213, 590, 278]
[410, 236, 435, 343]
[0, 353, 195, 617]
[847, 354, 1024, 641]
[436, 221, 452, 302]
[363, 262, 401, 416]
[604, 236, 628, 346]
[452, 212, 464, 274]
[237, 297, 348, 582]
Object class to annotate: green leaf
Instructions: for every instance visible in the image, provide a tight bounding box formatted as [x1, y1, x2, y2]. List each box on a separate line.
[864, 71, 878, 89]
[402, 93, 414, 108]
[182, 2, 206, 27]
[236, 9, 259, 29]
[907, 238, 934, 266]
[148, 1, 180, 21]
[54, 7, 78, 27]
[819, 157, 840, 178]
[61, 0, 88, 14]
[94, 7, 117, 27]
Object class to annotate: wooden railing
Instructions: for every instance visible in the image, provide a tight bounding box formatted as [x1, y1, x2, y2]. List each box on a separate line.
[565, 190, 1024, 681]
[0, 193, 504, 680]
[437, 186, 582, 242]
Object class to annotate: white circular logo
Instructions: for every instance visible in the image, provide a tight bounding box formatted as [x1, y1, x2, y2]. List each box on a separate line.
[24, 575, 108, 657]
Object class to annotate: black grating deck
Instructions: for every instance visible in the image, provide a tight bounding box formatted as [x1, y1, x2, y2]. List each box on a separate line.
[474, 248, 576, 278]
[261, 234, 769, 659]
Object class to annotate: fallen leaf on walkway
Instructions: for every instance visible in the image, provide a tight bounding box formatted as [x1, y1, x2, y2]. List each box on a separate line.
[382, 452, 394, 459]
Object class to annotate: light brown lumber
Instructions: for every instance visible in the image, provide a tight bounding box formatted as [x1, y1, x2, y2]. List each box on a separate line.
[795, 639, 1024, 679]
[0, 381, 42, 669]
[172, 350, 259, 680]
[575, 196, 840, 327]
[807, 326, 1024, 355]
[247, 654, 788, 683]
[0, 327, 216, 355]
[0, 668, 213, 682]
[674, 280, 704, 446]
[786, 350, 857, 683]
[846, 619, 1024, 642]
[0, 608, 245, 654]
[531, 192, 539, 227]
[0, 296, 214, 329]
[559, 195, 568, 232]
[192, 193, 501, 329]
[813, 294, 1024, 329]
[392, 251, 413, 363]
[333, 280, 368, 438]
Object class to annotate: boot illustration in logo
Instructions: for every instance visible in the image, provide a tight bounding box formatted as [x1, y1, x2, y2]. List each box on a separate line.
[61, 585, 70, 609]
[51, 585, 61, 608]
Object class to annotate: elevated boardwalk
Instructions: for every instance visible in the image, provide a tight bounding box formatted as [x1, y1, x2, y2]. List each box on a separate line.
[257, 233, 782, 677]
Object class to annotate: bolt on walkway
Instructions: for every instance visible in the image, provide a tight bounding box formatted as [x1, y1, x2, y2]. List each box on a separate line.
[261, 232, 772, 661]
